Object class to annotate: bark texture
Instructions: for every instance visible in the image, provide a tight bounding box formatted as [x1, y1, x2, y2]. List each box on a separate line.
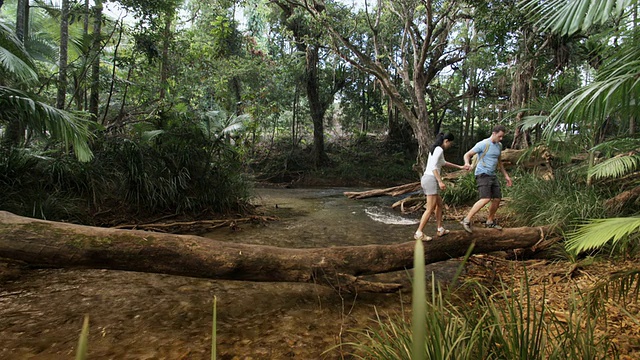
[0, 211, 552, 293]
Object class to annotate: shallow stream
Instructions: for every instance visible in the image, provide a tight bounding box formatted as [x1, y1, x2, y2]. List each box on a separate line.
[0, 187, 462, 359]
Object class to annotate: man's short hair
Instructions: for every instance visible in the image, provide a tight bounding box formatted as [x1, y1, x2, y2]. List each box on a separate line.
[492, 125, 506, 134]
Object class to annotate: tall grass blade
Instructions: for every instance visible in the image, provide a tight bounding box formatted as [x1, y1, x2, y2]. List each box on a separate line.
[411, 239, 426, 360]
[212, 296, 217, 360]
[75, 315, 89, 360]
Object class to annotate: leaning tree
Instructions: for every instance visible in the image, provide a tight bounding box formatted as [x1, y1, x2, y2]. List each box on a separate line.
[286, 0, 473, 171]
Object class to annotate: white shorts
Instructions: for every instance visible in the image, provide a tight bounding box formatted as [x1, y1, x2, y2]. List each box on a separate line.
[421, 175, 439, 195]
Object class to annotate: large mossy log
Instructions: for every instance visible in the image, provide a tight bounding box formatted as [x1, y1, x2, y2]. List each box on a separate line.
[0, 211, 552, 293]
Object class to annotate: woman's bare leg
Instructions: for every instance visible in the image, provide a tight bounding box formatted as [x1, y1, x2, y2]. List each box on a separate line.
[435, 195, 444, 230]
[416, 195, 437, 234]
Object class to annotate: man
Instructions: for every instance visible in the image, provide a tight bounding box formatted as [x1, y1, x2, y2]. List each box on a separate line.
[460, 125, 513, 233]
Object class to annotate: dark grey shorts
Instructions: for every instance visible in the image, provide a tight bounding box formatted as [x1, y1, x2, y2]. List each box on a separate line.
[476, 174, 502, 199]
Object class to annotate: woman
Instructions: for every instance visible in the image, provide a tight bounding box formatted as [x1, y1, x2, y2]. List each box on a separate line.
[414, 132, 468, 241]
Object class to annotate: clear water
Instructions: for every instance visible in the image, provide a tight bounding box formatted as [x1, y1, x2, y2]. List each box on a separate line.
[205, 187, 425, 248]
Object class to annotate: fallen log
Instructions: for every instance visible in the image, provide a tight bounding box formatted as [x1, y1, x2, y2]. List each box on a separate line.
[344, 182, 421, 199]
[113, 215, 279, 234]
[0, 211, 553, 293]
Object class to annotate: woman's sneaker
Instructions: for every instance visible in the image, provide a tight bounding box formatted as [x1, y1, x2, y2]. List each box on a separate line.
[414, 231, 433, 241]
[460, 219, 472, 233]
[485, 221, 503, 230]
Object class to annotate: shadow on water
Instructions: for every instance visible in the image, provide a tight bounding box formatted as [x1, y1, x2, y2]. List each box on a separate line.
[0, 187, 465, 359]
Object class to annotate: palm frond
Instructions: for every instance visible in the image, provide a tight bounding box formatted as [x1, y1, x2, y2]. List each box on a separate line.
[519, 115, 548, 132]
[591, 138, 640, 154]
[519, 0, 637, 36]
[220, 113, 249, 135]
[0, 20, 38, 84]
[515, 95, 564, 116]
[544, 73, 639, 136]
[588, 153, 640, 181]
[565, 217, 640, 254]
[25, 31, 58, 63]
[201, 111, 248, 138]
[0, 47, 39, 83]
[141, 129, 165, 142]
[0, 86, 94, 161]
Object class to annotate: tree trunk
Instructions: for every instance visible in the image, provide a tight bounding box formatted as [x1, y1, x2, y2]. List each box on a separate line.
[56, 0, 69, 110]
[15, 0, 28, 42]
[158, 11, 173, 101]
[305, 45, 330, 167]
[0, 211, 552, 293]
[3, 0, 30, 148]
[89, 0, 102, 119]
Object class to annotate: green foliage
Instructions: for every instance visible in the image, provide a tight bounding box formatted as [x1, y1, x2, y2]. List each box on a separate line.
[565, 217, 640, 255]
[520, 6, 640, 147]
[588, 268, 640, 311]
[0, 111, 254, 222]
[521, 0, 636, 36]
[504, 170, 610, 227]
[441, 171, 478, 206]
[91, 113, 254, 215]
[75, 315, 90, 360]
[411, 239, 426, 360]
[117, 0, 183, 19]
[588, 138, 640, 182]
[589, 154, 640, 182]
[0, 86, 95, 161]
[251, 135, 416, 186]
[479, 279, 547, 359]
[0, 20, 38, 84]
[337, 262, 618, 359]
[1, 18, 94, 162]
[212, 297, 217, 360]
[0, 148, 91, 220]
[336, 244, 478, 360]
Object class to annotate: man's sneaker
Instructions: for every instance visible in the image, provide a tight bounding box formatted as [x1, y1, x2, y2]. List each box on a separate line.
[460, 219, 472, 233]
[485, 221, 503, 230]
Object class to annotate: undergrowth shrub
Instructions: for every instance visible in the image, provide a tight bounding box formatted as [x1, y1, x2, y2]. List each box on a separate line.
[250, 134, 416, 186]
[337, 266, 618, 359]
[504, 170, 611, 228]
[441, 171, 478, 206]
[0, 114, 254, 222]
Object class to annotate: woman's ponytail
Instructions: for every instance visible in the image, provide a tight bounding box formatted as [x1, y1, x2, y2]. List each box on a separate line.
[429, 132, 455, 155]
[429, 133, 445, 155]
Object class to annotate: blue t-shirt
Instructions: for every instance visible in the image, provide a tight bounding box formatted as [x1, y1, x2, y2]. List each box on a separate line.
[473, 139, 502, 176]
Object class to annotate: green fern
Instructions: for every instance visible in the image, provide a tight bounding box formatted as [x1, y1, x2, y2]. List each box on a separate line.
[565, 217, 640, 254]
